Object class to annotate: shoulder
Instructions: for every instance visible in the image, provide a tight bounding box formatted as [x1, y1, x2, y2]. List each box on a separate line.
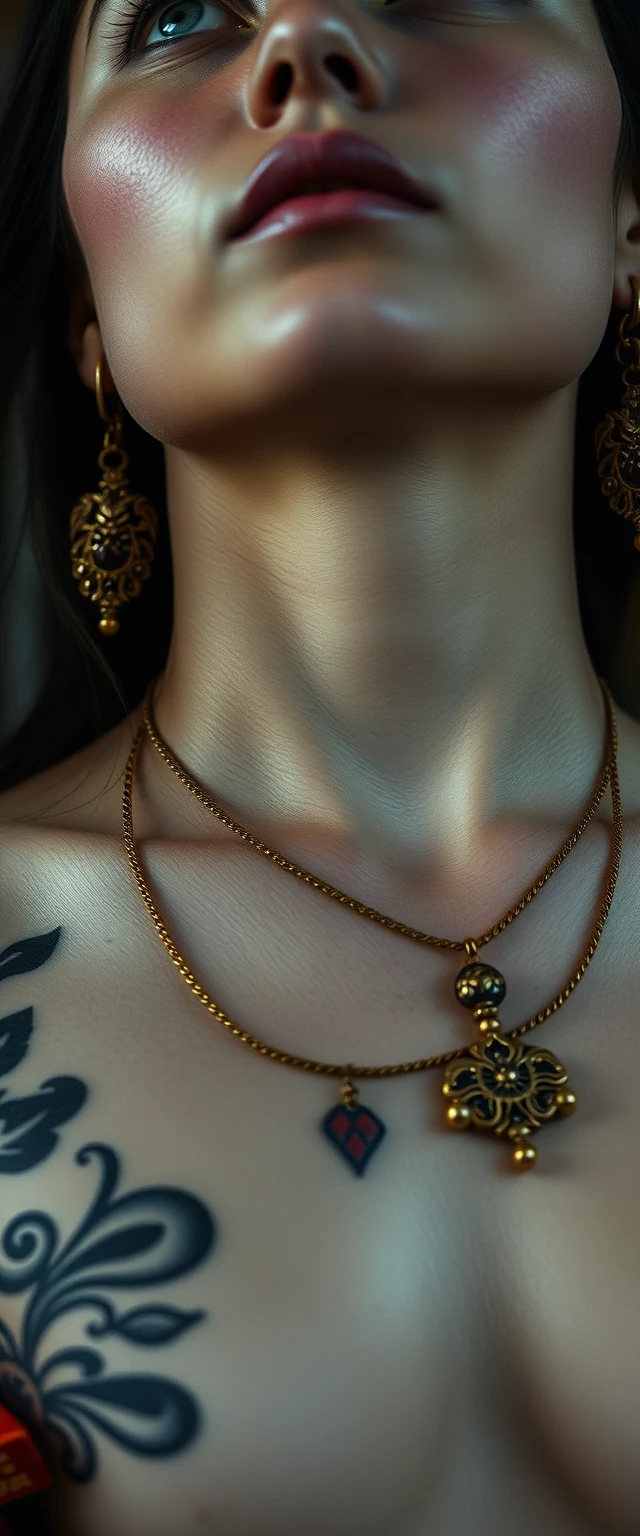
[0, 712, 153, 1011]
[0, 707, 144, 839]
[0, 713, 146, 939]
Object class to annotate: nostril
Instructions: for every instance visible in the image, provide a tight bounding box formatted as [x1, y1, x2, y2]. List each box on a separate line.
[325, 56, 359, 92]
[271, 62, 293, 106]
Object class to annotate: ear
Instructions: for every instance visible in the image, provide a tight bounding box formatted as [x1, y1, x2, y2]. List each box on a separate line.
[612, 178, 640, 311]
[67, 272, 116, 395]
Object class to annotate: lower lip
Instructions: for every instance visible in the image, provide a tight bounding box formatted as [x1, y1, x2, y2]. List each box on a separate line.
[232, 189, 433, 243]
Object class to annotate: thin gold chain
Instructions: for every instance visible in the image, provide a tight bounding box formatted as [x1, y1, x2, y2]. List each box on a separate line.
[142, 674, 614, 951]
[121, 678, 623, 1080]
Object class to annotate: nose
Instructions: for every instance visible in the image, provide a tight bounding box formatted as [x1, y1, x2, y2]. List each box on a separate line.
[244, 0, 386, 126]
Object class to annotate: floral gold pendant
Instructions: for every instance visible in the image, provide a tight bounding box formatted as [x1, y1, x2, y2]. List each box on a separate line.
[442, 1026, 577, 1169]
[321, 956, 578, 1177]
[70, 422, 157, 636]
[444, 956, 577, 1169]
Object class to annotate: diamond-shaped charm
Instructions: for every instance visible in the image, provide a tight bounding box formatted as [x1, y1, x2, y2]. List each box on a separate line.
[322, 1101, 386, 1175]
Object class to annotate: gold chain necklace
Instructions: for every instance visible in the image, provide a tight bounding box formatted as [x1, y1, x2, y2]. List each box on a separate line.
[121, 675, 623, 1175]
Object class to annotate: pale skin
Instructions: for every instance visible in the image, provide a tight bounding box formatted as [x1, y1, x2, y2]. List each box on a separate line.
[1, 0, 640, 1531]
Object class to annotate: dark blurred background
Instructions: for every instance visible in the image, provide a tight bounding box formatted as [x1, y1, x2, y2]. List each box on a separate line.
[1, 0, 639, 754]
[0, 0, 48, 746]
[0, 0, 24, 77]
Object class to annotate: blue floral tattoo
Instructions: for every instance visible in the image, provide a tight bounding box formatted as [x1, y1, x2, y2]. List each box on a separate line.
[0, 1143, 216, 1481]
[0, 930, 217, 1482]
[0, 929, 87, 1172]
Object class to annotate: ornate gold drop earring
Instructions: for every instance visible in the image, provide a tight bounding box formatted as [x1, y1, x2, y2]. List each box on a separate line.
[70, 356, 158, 635]
[595, 273, 640, 550]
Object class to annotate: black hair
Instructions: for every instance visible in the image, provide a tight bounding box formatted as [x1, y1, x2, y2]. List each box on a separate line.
[0, 0, 639, 790]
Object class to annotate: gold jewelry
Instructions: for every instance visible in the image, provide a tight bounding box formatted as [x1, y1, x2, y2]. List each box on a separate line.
[122, 677, 622, 1176]
[595, 274, 640, 551]
[142, 680, 612, 952]
[70, 356, 158, 635]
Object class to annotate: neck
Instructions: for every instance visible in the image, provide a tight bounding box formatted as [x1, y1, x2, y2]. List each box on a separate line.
[153, 383, 607, 887]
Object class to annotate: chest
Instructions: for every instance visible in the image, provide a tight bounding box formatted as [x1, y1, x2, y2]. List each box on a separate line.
[0, 831, 639, 1535]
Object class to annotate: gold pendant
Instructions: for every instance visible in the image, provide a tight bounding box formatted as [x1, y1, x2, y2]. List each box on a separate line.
[70, 422, 157, 635]
[443, 954, 577, 1169]
[594, 302, 640, 552]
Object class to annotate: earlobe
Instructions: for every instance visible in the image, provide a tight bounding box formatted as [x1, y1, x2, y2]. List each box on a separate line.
[611, 184, 640, 311]
[73, 316, 113, 394]
[610, 263, 640, 315]
[82, 319, 110, 392]
[611, 272, 640, 314]
[67, 272, 112, 392]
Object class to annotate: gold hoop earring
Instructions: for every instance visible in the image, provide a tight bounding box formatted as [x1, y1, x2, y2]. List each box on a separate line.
[595, 274, 640, 552]
[70, 356, 158, 636]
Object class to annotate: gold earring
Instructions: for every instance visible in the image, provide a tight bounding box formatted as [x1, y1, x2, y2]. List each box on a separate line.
[70, 356, 158, 636]
[595, 274, 640, 552]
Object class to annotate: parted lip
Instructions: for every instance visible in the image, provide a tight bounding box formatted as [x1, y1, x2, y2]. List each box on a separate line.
[227, 129, 440, 241]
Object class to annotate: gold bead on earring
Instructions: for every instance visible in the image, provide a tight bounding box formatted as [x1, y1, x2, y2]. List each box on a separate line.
[70, 356, 158, 635]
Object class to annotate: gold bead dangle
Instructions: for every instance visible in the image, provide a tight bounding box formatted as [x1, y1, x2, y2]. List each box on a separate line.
[70, 357, 158, 635]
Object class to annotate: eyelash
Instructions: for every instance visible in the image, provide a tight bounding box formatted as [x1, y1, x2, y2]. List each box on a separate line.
[105, 0, 250, 68]
[105, 0, 525, 70]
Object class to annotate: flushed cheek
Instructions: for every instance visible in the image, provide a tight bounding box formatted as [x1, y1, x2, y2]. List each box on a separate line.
[62, 94, 220, 293]
[62, 90, 232, 431]
[432, 41, 620, 219]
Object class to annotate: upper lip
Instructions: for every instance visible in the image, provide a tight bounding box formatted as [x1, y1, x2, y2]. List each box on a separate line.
[227, 130, 439, 240]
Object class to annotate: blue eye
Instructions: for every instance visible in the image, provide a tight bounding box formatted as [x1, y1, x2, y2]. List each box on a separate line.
[107, 0, 250, 65]
[107, 0, 526, 70]
[148, 2, 212, 42]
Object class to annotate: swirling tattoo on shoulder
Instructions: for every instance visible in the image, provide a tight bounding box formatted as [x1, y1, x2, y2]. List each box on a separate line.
[0, 929, 87, 1173]
[0, 929, 217, 1482]
[0, 1143, 216, 1481]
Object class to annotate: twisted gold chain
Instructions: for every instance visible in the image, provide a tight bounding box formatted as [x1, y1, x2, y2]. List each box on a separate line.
[121, 677, 623, 1079]
[122, 678, 620, 1075]
[141, 676, 615, 954]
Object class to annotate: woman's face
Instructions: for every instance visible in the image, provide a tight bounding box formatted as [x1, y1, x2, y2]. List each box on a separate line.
[63, 0, 626, 450]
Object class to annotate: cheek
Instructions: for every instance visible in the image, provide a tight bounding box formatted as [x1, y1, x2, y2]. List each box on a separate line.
[63, 84, 238, 433]
[62, 92, 222, 291]
[431, 41, 621, 221]
[426, 37, 622, 358]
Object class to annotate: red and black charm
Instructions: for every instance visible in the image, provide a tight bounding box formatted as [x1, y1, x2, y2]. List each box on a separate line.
[322, 1073, 386, 1176]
